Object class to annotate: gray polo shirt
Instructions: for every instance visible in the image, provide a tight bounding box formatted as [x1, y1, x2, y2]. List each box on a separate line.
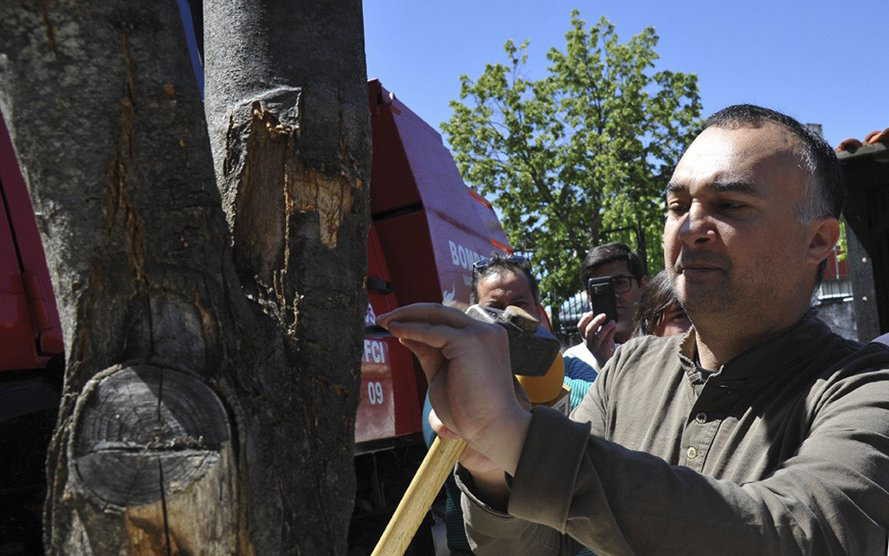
[458, 314, 889, 555]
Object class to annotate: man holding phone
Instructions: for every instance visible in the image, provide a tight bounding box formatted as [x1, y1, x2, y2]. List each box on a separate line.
[563, 243, 647, 379]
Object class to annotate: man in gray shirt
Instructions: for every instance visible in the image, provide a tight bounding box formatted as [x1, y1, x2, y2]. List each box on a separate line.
[379, 105, 889, 554]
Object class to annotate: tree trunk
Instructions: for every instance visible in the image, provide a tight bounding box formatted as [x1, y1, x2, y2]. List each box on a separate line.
[202, 0, 370, 552]
[0, 1, 369, 553]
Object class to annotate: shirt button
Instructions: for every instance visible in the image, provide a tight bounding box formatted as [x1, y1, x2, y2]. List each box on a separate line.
[695, 412, 707, 424]
[686, 446, 698, 460]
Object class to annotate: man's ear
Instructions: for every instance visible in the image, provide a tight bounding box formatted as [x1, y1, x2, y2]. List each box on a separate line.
[639, 275, 650, 288]
[806, 217, 841, 267]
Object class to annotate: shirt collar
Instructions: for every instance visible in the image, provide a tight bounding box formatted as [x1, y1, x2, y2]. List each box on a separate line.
[676, 311, 832, 389]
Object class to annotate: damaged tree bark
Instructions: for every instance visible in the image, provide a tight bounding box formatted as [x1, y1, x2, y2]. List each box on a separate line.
[0, 0, 369, 553]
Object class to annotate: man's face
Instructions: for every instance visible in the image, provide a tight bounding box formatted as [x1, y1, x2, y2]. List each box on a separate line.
[663, 122, 820, 332]
[475, 269, 539, 319]
[586, 260, 643, 342]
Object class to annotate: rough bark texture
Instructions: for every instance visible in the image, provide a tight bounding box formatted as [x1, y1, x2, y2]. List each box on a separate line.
[0, 0, 368, 553]
[203, 0, 370, 553]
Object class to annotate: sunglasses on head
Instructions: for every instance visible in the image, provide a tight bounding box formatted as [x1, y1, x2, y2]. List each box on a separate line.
[472, 254, 532, 274]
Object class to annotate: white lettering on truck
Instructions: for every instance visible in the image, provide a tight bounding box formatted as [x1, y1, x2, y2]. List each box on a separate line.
[363, 339, 387, 365]
[448, 240, 483, 270]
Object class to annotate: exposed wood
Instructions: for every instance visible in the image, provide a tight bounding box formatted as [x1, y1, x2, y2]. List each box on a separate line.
[71, 365, 229, 506]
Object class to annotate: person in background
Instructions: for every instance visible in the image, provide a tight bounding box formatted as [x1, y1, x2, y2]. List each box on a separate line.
[423, 252, 542, 555]
[632, 270, 692, 338]
[563, 243, 647, 382]
[469, 254, 540, 316]
[565, 270, 691, 411]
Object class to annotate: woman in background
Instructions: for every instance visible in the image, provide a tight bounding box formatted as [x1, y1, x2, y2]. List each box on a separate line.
[633, 270, 691, 338]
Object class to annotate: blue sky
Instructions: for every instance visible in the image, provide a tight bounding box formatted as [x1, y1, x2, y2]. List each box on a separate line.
[364, 0, 886, 148]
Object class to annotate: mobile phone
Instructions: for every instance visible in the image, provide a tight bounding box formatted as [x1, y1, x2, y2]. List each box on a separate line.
[586, 277, 618, 324]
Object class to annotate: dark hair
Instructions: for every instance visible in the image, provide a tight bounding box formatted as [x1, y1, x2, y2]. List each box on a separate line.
[703, 104, 845, 284]
[581, 243, 645, 285]
[470, 253, 539, 304]
[704, 104, 845, 220]
[633, 270, 679, 336]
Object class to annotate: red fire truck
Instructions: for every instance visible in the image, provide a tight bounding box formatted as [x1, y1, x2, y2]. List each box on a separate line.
[0, 111, 66, 552]
[0, 80, 511, 552]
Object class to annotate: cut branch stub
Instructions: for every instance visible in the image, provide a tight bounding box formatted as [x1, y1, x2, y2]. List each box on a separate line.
[70, 364, 230, 508]
[66, 364, 243, 553]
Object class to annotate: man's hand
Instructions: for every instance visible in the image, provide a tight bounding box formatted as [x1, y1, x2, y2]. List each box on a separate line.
[428, 409, 499, 475]
[377, 303, 531, 477]
[428, 407, 512, 507]
[577, 311, 617, 367]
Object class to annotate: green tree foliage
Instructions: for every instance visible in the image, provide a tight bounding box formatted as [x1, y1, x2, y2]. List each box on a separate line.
[442, 10, 702, 304]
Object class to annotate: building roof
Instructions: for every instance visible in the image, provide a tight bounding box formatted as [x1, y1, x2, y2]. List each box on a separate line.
[836, 128, 889, 162]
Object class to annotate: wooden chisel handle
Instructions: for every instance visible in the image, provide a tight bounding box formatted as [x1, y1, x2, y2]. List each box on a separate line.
[371, 435, 468, 556]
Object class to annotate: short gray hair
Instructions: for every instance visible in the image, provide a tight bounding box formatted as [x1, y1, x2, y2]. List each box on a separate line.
[704, 104, 844, 223]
